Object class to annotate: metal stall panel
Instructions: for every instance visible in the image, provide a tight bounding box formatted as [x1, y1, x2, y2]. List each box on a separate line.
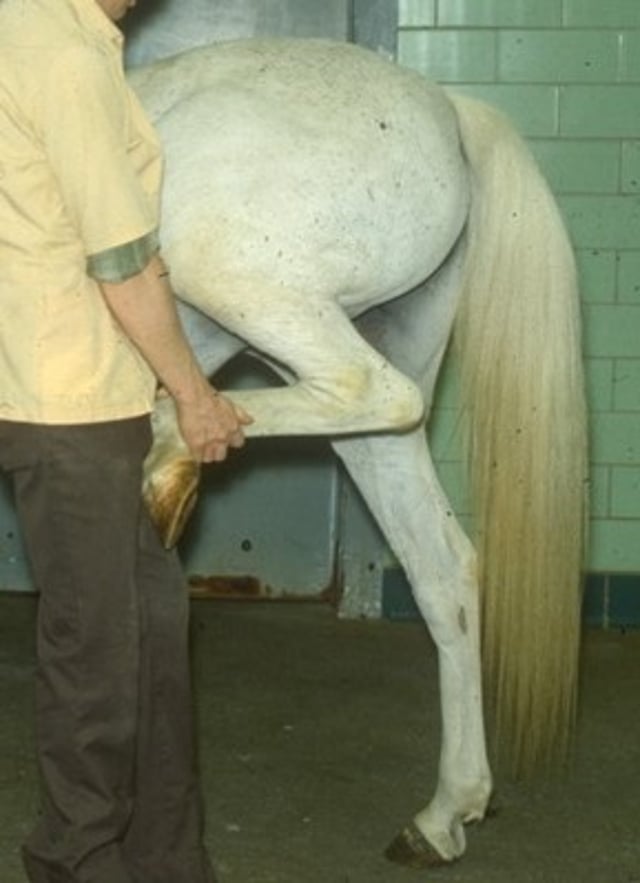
[179, 363, 340, 599]
[0, 481, 31, 592]
[124, 0, 350, 66]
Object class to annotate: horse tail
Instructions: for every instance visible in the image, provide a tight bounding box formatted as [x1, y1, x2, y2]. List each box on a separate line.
[447, 92, 589, 774]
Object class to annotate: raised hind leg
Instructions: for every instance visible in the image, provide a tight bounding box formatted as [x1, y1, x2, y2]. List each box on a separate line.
[146, 282, 425, 545]
[181, 279, 426, 437]
[332, 428, 492, 865]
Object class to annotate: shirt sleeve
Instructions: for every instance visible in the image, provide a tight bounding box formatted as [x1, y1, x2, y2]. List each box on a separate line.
[40, 44, 160, 263]
[87, 230, 160, 283]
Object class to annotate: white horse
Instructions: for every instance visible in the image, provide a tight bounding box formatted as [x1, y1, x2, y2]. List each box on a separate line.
[128, 38, 588, 867]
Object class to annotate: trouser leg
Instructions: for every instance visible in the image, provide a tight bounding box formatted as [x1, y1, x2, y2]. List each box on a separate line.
[0, 419, 214, 883]
[13, 419, 147, 883]
[122, 512, 217, 883]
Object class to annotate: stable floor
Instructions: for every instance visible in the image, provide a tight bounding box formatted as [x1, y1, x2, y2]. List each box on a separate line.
[1, 594, 639, 883]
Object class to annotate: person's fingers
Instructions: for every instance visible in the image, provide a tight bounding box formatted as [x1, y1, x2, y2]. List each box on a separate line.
[235, 405, 254, 425]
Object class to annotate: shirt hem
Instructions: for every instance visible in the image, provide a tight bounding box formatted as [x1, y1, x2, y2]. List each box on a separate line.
[0, 400, 155, 427]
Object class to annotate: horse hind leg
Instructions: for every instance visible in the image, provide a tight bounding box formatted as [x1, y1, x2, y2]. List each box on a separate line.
[183, 280, 426, 438]
[147, 244, 464, 549]
[145, 283, 425, 546]
[332, 428, 492, 866]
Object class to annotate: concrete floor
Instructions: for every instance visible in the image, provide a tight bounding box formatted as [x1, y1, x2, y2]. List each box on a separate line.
[1, 593, 639, 883]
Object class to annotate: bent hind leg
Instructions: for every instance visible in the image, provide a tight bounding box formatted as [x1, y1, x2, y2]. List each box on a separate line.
[146, 282, 425, 545]
[178, 280, 425, 437]
[333, 428, 492, 865]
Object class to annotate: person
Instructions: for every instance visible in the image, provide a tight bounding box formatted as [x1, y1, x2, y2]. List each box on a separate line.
[0, 0, 252, 880]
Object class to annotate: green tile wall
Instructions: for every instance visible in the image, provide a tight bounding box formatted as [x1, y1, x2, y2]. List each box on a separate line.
[398, 1, 640, 577]
[499, 31, 619, 82]
[586, 359, 615, 411]
[621, 141, 640, 194]
[619, 252, 640, 302]
[614, 360, 640, 410]
[529, 140, 620, 193]
[398, 0, 435, 26]
[561, 86, 640, 137]
[564, 0, 640, 29]
[435, 0, 563, 28]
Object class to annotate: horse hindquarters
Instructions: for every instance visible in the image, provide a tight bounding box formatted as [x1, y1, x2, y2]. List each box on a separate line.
[450, 94, 588, 772]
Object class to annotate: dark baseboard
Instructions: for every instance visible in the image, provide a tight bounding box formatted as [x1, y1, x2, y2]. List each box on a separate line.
[382, 568, 640, 629]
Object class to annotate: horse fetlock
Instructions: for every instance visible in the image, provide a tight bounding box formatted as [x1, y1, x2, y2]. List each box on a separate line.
[409, 777, 494, 864]
[434, 774, 494, 825]
[149, 394, 189, 455]
[460, 777, 494, 823]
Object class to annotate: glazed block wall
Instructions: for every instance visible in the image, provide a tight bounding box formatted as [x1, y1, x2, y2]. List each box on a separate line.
[396, 0, 640, 582]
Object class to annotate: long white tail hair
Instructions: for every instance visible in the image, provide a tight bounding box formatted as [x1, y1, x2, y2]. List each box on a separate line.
[450, 93, 589, 773]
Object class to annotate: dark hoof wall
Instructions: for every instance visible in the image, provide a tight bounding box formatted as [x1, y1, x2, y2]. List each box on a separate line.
[385, 823, 450, 870]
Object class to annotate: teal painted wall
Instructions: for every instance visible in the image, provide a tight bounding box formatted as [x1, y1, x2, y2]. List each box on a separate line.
[398, 0, 640, 576]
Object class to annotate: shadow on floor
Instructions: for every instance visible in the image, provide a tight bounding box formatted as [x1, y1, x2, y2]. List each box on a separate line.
[0, 594, 639, 882]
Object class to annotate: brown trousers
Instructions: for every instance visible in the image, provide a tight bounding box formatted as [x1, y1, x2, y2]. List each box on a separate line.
[0, 418, 216, 883]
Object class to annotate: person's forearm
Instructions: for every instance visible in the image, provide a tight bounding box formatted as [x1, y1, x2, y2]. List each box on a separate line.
[99, 252, 211, 403]
[99, 252, 252, 462]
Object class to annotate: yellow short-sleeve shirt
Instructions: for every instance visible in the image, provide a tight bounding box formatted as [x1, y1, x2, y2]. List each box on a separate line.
[0, 0, 164, 424]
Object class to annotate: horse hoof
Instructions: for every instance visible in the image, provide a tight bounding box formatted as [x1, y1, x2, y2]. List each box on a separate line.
[143, 459, 201, 549]
[384, 823, 450, 869]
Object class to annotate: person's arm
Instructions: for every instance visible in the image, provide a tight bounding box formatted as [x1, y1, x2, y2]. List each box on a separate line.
[40, 48, 250, 459]
[100, 252, 252, 462]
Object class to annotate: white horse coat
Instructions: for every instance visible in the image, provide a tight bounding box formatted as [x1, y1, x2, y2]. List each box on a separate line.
[128, 39, 588, 867]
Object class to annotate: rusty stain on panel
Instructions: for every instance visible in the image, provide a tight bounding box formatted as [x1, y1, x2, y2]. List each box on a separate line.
[187, 573, 341, 605]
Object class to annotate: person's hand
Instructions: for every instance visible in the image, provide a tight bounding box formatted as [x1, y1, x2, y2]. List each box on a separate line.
[175, 388, 253, 462]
